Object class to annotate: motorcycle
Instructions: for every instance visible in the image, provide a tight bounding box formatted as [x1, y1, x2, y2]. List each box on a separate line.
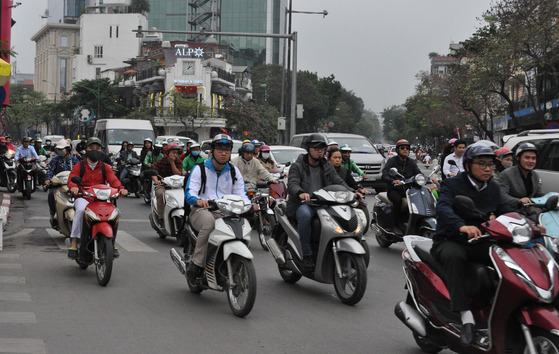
[48, 171, 75, 237]
[148, 174, 187, 246]
[371, 166, 439, 248]
[395, 195, 559, 353]
[69, 176, 121, 287]
[142, 173, 152, 205]
[530, 192, 559, 238]
[37, 155, 48, 192]
[17, 157, 38, 200]
[266, 185, 368, 305]
[169, 194, 257, 317]
[247, 182, 278, 252]
[121, 157, 142, 198]
[0, 149, 17, 193]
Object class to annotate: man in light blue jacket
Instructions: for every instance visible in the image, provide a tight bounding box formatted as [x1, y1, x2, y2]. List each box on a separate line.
[184, 134, 255, 280]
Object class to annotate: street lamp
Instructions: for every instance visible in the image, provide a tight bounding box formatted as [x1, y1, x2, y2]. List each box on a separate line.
[42, 79, 57, 103]
[72, 82, 101, 121]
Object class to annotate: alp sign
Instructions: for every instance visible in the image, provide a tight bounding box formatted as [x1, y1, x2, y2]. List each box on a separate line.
[174, 47, 204, 58]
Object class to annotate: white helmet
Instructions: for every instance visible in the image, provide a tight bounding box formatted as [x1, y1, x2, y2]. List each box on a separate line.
[55, 139, 70, 150]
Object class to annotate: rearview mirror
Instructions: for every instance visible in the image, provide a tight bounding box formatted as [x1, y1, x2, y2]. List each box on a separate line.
[453, 195, 485, 220]
[448, 160, 457, 166]
[70, 176, 83, 185]
[544, 195, 559, 211]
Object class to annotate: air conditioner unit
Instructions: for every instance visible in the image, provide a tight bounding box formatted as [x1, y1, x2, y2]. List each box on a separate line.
[87, 55, 92, 64]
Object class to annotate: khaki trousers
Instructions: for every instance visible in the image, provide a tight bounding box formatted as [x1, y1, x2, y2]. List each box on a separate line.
[189, 207, 223, 267]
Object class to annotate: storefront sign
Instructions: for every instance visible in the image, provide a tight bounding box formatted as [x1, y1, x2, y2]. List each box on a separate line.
[174, 79, 203, 86]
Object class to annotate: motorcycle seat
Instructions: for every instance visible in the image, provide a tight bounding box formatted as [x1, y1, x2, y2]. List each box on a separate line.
[377, 192, 408, 211]
[413, 241, 496, 298]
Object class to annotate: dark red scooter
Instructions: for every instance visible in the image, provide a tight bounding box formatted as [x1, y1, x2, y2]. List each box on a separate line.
[395, 196, 559, 353]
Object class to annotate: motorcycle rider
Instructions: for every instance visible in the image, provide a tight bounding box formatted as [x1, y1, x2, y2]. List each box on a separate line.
[184, 134, 253, 280]
[34, 138, 49, 158]
[15, 137, 39, 160]
[251, 139, 263, 157]
[45, 139, 79, 228]
[139, 138, 153, 171]
[431, 144, 512, 346]
[182, 142, 205, 173]
[381, 139, 422, 236]
[493, 147, 514, 181]
[498, 143, 544, 215]
[142, 142, 164, 198]
[117, 142, 140, 181]
[75, 136, 87, 154]
[231, 143, 278, 186]
[67, 137, 128, 259]
[340, 144, 368, 180]
[257, 145, 276, 171]
[443, 139, 467, 178]
[152, 143, 186, 227]
[328, 148, 371, 195]
[287, 134, 360, 272]
[43, 139, 54, 153]
[5, 136, 15, 152]
[0, 137, 8, 155]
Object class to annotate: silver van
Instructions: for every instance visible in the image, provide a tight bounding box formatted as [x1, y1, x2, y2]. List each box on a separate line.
[503, 129, 559, 194]
[289, 133, 386, 192]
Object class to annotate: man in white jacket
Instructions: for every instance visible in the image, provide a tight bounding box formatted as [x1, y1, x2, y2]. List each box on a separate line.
[231, 142, 278, 186]
[184, 134, 256, 280]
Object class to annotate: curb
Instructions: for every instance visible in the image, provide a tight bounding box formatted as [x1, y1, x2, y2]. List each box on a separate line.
[0, 194, 11, 251]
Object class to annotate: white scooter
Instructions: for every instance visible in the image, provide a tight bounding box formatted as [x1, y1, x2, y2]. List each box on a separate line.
[148, 174, 187, 246]
[170, 194, 257, 317]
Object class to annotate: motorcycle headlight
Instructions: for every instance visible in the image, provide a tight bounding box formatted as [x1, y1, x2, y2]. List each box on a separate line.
[323, 215, 344, 234]
[92, 188, 112, 201]
[511, 224, 532, 246]
[334, 191, 353, 204]
[258, 188, 269, 198]
[230, 200, 251, 214]
[415, 174, 426, 186]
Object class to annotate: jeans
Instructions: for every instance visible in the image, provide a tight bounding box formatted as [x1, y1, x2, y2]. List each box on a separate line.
[120, 167, 128, 181]
[295, 204, 324, 256]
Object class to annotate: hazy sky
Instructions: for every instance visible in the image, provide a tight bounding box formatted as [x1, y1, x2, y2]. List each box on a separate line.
[10, 0, 491, 113]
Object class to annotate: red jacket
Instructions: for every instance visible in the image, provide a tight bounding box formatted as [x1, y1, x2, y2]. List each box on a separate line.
[67, 161, 123, 191]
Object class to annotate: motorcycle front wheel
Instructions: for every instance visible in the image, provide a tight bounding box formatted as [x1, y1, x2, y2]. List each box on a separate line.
[525, 328, 559, 354]
[134, 179, 141, 198]
[227, 255, 257, 317]
[257, 211, 275, 252]
[24, 180, 32, 200]
[96, 236, 114, 286]
[7, 175, 16, 193]
[333, 252, 367, 305]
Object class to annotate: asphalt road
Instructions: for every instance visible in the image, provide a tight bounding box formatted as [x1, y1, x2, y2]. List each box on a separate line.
[0, 162, 452, 353]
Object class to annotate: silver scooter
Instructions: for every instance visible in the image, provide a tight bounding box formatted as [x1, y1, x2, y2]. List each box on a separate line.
[148, 174, 187, 246]
[266, 185, 368, 305]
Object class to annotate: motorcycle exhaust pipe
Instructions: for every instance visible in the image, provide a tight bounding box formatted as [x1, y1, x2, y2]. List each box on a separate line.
[170, 248, 186, 275]
[266, 238, 285, 265]
[394, 301, 427, 337]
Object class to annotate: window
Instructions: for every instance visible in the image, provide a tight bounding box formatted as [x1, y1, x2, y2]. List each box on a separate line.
[96, 67, 101, 79]
[94, 45, 103, 58]
[109, 25, 119, 38]
[60, 59, 67, 93]
[60, 36, 68, 47]
[540, 140, 559, 172]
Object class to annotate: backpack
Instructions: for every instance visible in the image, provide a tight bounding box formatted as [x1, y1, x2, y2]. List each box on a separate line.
[79, 161, 106, 181]
[196, 162, 236, 194]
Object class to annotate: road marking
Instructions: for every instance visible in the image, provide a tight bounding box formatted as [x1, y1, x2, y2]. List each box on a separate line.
[0, 253, 19, 260]
[0, 263, 22, 270]
[0, 276, 25, 284]
[7, 229, 35, 238]
[30, 216, 149, 222]
[44, 228, 67, 250]
[0, 292, 31, 301]
[0, 338, 46, 353]
[116, 231, 157, 252]
[0, 312, 37, 323]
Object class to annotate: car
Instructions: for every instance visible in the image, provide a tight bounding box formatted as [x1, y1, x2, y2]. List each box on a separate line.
[42, 135, 65, 144]
[503, 129, 559, 194]
[268, 145, 306, 172]
[155, 135, 195, 147]
[290, 133, 387, 192]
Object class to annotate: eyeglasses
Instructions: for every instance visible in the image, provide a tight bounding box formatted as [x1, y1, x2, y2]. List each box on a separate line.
[310, 145, 326, 151]
[473, 162, 495, 170]
[399, 146, 410, 150]
[214, 147, 232, 153]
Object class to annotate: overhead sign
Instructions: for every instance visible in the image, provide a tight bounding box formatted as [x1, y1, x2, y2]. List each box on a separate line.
[74, 106, 94, 123]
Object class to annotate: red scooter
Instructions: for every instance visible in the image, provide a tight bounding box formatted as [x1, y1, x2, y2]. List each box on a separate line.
[395, 196, 559, 353]
[70, 176, 121, 287]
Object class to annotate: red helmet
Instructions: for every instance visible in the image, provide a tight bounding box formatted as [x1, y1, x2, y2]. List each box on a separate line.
[395, 139, 410, 149]
[0, 137, 5, 143]
[494, 147, 513, 159]
[165, 143, 180, 154]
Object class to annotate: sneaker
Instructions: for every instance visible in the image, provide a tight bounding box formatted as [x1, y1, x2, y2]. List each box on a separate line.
[113, 247, 120, 259]
[186, 263, 204, 281]
[302, 255, 314, 273]
[68, 247, 78, 260]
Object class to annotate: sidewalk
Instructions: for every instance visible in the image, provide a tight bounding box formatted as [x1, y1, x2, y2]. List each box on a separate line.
[0, 192, 11, 250]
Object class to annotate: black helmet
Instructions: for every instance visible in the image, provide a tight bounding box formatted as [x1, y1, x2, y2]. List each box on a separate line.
[463, 143, 496, 169]
[515, 142, 537, 157]
[86, 137, 103, 148]
[22, 137, 30, 143]
[210, 134, 233, 149]
[305, 134, 328, 150]
[240, 143, 255, 154]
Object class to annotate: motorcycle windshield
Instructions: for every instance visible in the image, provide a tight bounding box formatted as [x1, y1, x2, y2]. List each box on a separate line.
[540, 212, 559, 238]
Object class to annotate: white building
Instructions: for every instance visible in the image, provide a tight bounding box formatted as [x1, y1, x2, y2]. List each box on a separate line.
[72, 13, 147, 82]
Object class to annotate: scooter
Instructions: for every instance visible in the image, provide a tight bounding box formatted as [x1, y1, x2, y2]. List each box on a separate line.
[17, 157, 38, 200]
[69, 176, 121, 287]
[169, 194, 257, 317]
[371, 166, 439, 248]
[395, 195, 559, 353]
[37, 155, 48, 191]
[530, 192, 559, 238]
[266, 185, 368, 305]
[48, 171, 74, 237]
[247, 182, 277, 252]
[121, 157, 142, 198]
[148, 174, 187, 246]
[0, 148, 17, 193]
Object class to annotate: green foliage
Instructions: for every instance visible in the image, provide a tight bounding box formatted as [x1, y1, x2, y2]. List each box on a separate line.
[223, 98, 279, 144]
[6, 85, 49, 137]
[66, 78, 129, 119]
[0, 40, 16, 61]
[130, 0, 150, 14]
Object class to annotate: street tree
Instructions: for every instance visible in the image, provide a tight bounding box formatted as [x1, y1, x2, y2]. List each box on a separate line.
[6, 84, 46, 137]
[130, 0, 150, 14]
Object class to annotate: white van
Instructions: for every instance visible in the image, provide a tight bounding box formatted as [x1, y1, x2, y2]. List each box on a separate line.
[94, 119, 155, 155]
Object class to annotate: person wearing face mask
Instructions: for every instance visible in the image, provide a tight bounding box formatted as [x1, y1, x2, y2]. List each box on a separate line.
[257, 145, 276, 171]
[182, 142, 205, 173]
[43, 139, 54, 153]
[340, 144, 367, 180]
[45, 139, 79, 228]
[493, 147, 514, 182]
[231, 143, 278, 186]
[67, 138, 128, 260]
